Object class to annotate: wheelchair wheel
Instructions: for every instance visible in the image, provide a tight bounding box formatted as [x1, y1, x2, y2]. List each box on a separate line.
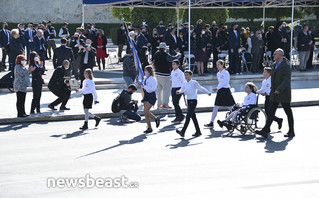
[246, 107, 267, 133]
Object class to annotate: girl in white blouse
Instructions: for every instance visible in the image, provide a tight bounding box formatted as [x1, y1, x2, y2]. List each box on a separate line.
[76, 69, 101, 130]
[141, 66, 160, 133]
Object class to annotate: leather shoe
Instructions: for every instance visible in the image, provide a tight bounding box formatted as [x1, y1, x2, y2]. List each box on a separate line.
[192, 132, 202, 137]
[48, 104, 57, 110]
[278, 118, 283, 130]
[284, 132, 295, 138]
[60, 106, 70, 110]
[176, 129, 185, 138]
[255, 130, 268, 138]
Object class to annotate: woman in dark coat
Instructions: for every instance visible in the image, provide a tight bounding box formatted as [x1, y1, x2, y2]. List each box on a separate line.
[9, 29, 24, 70]
[29, 51, 45, 114]
[93, 29, 108, 70]
[195, 28, 207, 76]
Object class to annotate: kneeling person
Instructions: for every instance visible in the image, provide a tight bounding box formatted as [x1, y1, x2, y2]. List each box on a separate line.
[120, 84, 141, 122]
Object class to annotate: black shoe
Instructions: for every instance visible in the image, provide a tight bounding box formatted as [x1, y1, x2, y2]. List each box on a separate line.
[36, 110, 41, 114]
[155, 116, 160, 128]
[48, 104, 57, 110]
[143, 128, 153, 133]
[204, 122, 214, 127]
[192, 132, 202, 137]
[278, 118, 283, 130]
[225, 122, 233, 131]
[80, 121, 88, 130]
[255, 130, 268, 138]
[60, 106, 70, 110]
[284, 132, 295, 138]
[171, 118, 179, 123]
[217, 120, 223, 128]
[30, 111, 35, 114]
[94, 116, 101, 127]
[18, 114, 29, 118]
[176, 129, 185, 138]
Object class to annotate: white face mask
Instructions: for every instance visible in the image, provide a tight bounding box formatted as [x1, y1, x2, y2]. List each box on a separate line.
[142, 22, 146, 25]
[86, 44, 91, 48]
[21, 60, 26, 65]
[201, 31, 205, 35]
[128, 26, 131, 29]
[34, 57, 39, 62]
[250, 33, 254, 37]
[309, 31, 312, 34]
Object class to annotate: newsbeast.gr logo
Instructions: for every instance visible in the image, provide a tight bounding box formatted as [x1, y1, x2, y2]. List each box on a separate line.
[47, 174, 139, 189]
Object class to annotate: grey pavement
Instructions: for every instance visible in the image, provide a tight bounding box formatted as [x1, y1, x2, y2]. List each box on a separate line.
[0, 106, 319, 197]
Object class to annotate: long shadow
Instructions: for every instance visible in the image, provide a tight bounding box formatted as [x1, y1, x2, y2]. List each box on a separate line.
[166, 137, 202, 149]
[0, 122, 32, 132]
[158, 123, 178, 133]
[264, 135, 293, 153]
[50, 129, 95, 139]
[79, 133, 154, 158]
[103, 117, 135, 126]
[205, 128, 228, 139]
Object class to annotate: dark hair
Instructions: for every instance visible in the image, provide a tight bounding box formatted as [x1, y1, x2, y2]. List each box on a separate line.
[84, 68, 93, 80]
[145, 65, 154, 76]
[172, 60, 180, 66]
[264, 67, 272, 74]
[61, 38, 67, 44]
[217, 60, 227, 69]
[246, 82, 257, 94]
[128, 84, 137, 91]
[16, 54, 26, 66]
[29, 51, 40, 65]
[184, 70, 193, 76]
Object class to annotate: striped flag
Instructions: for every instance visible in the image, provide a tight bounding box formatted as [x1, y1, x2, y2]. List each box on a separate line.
[124, 23, 144, 85]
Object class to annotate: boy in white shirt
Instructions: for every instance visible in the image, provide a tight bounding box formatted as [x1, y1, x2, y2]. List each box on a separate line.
[176, 70, 211, 137]
[171, 60, 186, 122]
[257, 67, 283, 129]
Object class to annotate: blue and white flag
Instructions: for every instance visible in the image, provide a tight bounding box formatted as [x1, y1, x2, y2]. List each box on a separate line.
[124, 23, 144, 85]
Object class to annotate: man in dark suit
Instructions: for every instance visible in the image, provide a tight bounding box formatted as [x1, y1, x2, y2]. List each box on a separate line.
[33, 29, 46, 68]
[0, 22, 10, 70]
[256, 48, 295, 138]
[24, 23, 36, 61]
[251, 30, 264, 73]
[48, 60, 71, 111]
[117, 24, 126, 62]
[228, 23, 241, 74]
[166, 27, 179, 55]
[136, 26, 149, 55]
[53, 38, 74, 71]
[78, 39, 96, 87]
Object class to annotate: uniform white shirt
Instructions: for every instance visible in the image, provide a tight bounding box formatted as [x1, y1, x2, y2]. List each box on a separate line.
[171, 68, 186, 88]
[143, 76, 157, 93]
[243, 92, 257, 106]
[59, 28, 69, 38]
[78, 79, 98, 101]
[217, 69, 230, 90]
[257, 77, 271, 96]
[178, 80, 210, 100]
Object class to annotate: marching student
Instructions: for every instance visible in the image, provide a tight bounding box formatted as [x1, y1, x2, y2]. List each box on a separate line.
[75, 68, 101, 130]
[176, 70, 211, 138]
[257, 67, 283, 129]
[171, 60, 186, 123]
[205, 60, 235, 128]
[141, 65, 160, 133]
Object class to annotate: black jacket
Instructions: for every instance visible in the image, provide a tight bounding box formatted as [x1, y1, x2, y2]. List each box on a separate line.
[53, 45, 75, 68]
[122, 54, 137, 78]
[9, 38, 24, 65]
[78, 47, 96, 69]
[30, 62, 45, 84]
[270, 30, 287, 53]
[120, 90, 135, 111]
[297, 31, 312, 51]
[48, 66, 67, 93]
[93, 35, 107, 51]
[117, 28, 126, 45]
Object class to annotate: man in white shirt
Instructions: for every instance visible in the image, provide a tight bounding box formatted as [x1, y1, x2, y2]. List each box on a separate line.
[59, 22, 70, 39]
[257, 67, 283, 129]
[176, 70, 211, 137]
[171, 60, 186, 122]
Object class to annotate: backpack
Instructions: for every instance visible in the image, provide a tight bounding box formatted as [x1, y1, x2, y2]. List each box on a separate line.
[111, 90, 125, 113]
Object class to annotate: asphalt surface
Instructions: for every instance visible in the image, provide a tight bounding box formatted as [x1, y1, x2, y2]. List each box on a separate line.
[0, 106, 319, 198]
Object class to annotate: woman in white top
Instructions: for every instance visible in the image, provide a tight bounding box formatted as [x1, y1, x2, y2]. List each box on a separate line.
[205, 60, 235, 128]
[75, 68, 101, 130]
[217, 82, 257, 129]
[141, 66, 160, 133]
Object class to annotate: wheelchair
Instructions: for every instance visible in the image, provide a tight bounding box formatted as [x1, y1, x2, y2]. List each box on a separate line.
[224, 96, 267, 135]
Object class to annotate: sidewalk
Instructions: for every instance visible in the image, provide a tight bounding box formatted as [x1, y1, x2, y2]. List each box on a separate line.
[0, 88, 318, 124]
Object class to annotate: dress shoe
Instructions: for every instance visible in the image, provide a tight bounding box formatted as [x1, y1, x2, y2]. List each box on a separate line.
[255, 130, 268, 138]
[94, 116, 101, 127]
[217, 120, 224, 128]
[278, 118, 283, 130]
[30, 111, 35, 114]
[143, 128, 153, 133]
[155, 116, 160, 128]
[176, 129, 185, 138]
[284, 132, 295, 138]
[48, 104, 57, 110]
[60, 106, 70, 110]
[192, 132, 202, 137]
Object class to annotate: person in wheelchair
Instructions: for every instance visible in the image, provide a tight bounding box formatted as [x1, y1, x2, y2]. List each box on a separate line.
[217, 82, 257, 130]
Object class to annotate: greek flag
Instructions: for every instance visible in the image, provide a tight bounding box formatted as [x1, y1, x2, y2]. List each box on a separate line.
[124, 23, 144, 85]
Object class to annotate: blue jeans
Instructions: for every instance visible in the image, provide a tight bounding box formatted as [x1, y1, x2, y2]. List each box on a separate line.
[124, 110, 141, 121]
[123, 76, 134, 87]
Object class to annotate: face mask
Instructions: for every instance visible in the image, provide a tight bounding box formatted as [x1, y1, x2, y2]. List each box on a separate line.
[297, 23, 300, 25]
[309, 31, 312, 34]
[34, 57, 39, 62]
[86, 44, 91, 48]
[122, 27, 125, 30]
[142, 22, 146, 25]
[250, 33, 254, 37]
[283, 25, 286, 28]
[128, 26, 131, 29]
[21, 60, 26, 65]
[201, 31, 205, 35]
[287, 30, 291, 33]
[135, 32, 138, 36]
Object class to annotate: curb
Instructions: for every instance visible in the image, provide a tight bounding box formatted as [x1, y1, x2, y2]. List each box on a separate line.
[1, 100, 318, 125]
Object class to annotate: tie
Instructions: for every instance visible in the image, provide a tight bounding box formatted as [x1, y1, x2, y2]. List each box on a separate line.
[84, 51, 89, 64]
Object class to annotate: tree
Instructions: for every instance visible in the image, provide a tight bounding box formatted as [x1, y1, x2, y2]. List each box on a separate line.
[131, 8, 177, 31]
[265, 7, 305, 22]
[110, 7, 133, 22]
[302, 7, 319, 20]
[183, 8, 229, 25]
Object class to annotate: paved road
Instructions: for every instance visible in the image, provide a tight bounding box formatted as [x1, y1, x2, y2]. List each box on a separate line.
[0, 106, 318, 198]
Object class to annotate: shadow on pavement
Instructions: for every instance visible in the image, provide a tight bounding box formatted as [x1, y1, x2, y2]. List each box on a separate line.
[79, 133, 156, 158]
[264, 135, 293, 153]
[166, 137, 202, 149]
[0, 122, 48, 132]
